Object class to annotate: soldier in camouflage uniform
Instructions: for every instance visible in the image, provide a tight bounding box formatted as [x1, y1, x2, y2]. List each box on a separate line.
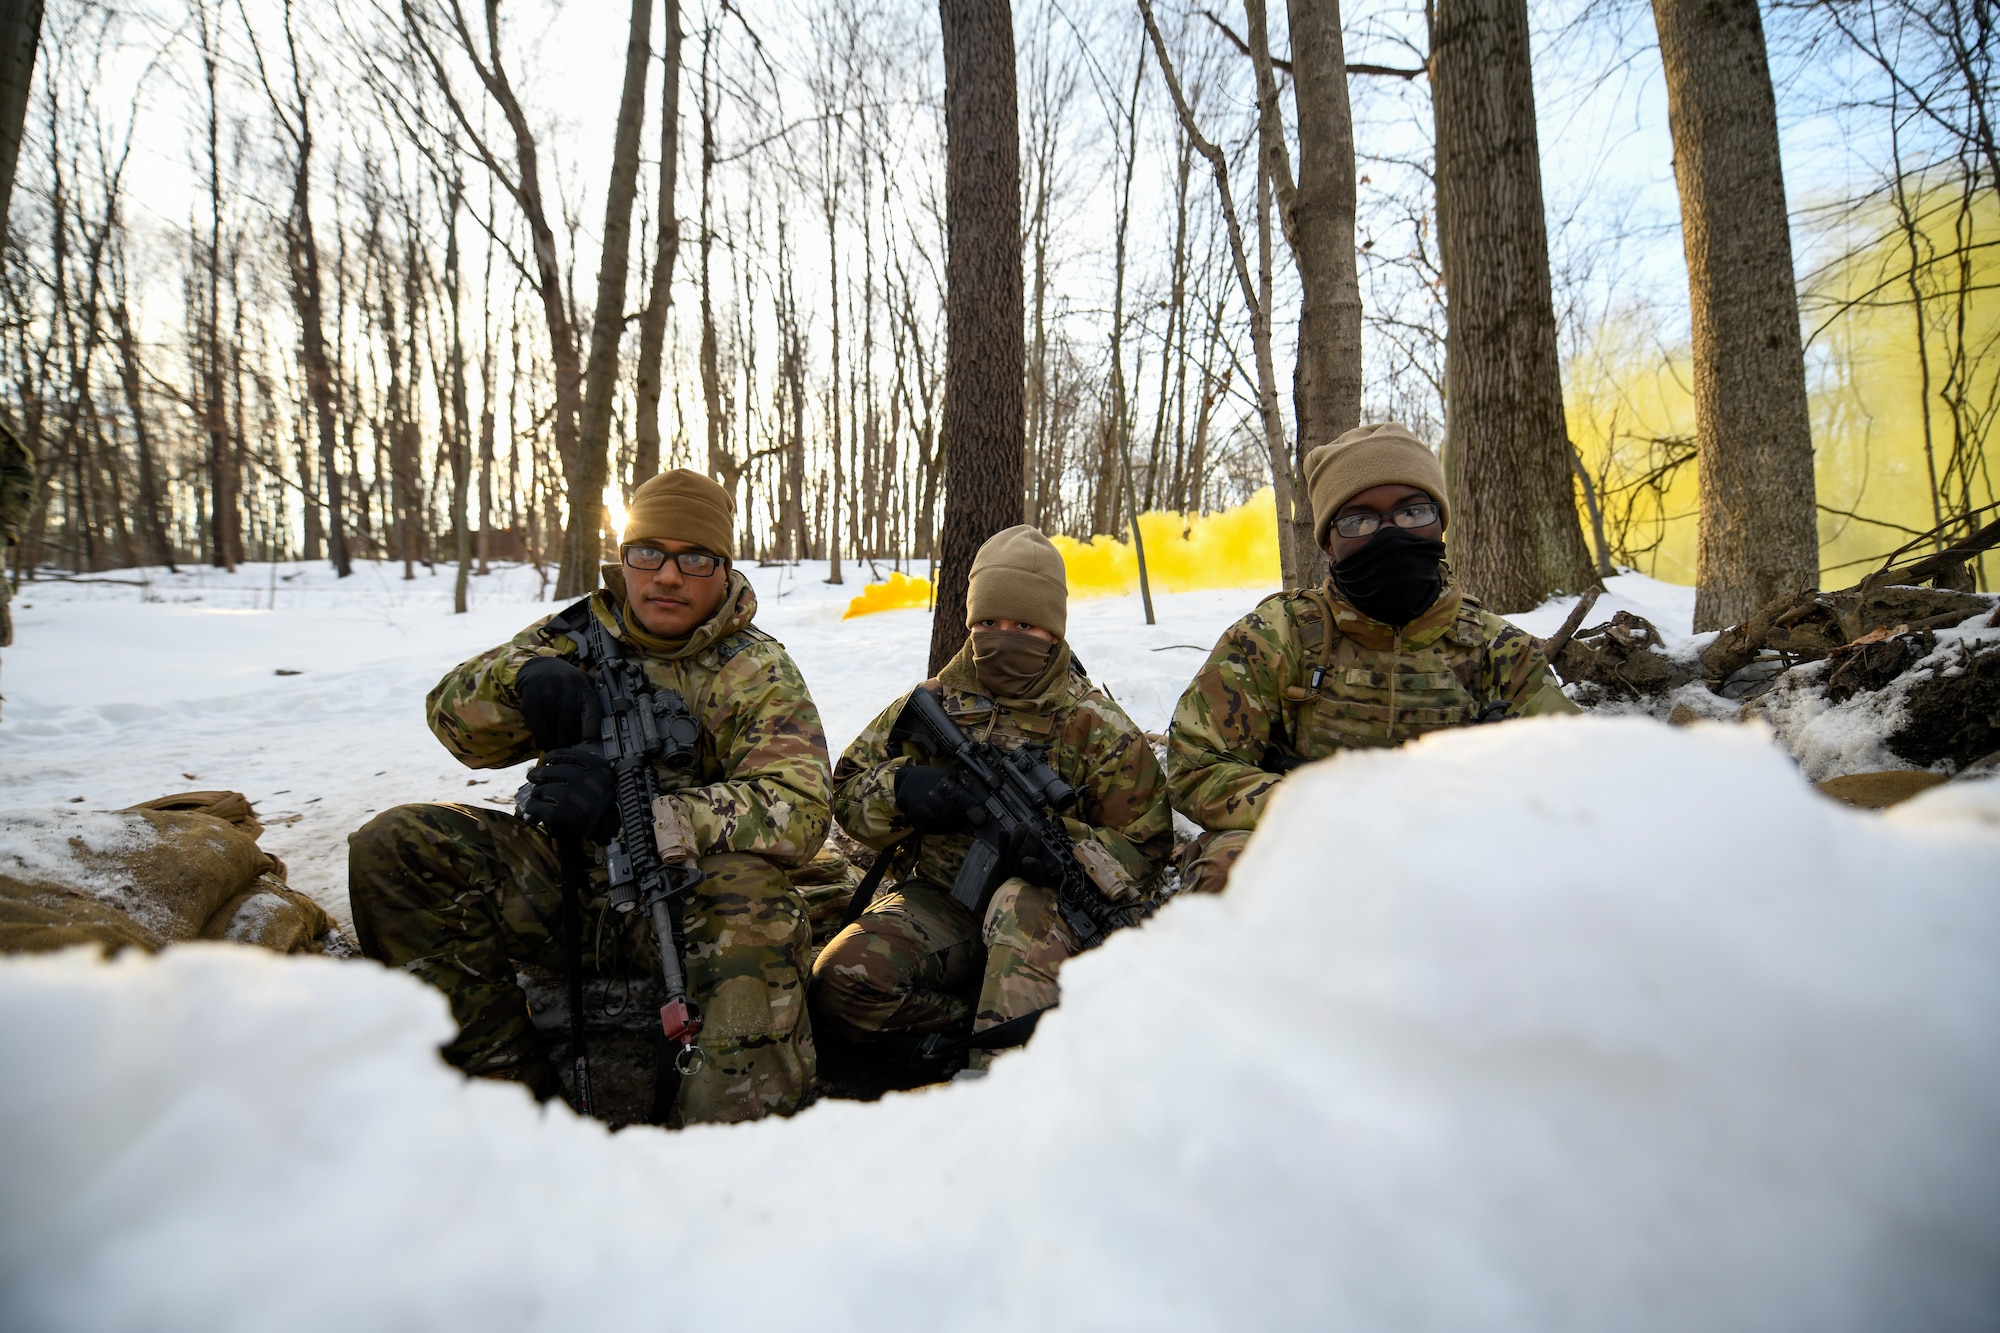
[812, 526, 1171, 1073]
[0, 415, 34, 710]
[349, 469, 831, 1123]
[1169, 423, 1578, 894]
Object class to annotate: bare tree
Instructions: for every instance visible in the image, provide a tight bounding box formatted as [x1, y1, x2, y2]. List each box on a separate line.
[573, 0, 655, 565]
[246, 0, 352, 576]
[1143, 0, 1309, 588]
[633, 2, 682, 486]
[398, 0, 645, 596]
[929, 0, 1023, 673]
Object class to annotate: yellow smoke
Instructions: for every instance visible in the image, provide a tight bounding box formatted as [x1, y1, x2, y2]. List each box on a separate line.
[1567, 187, 1998, 587]
[841, 569, 933, 618]
[842, 490, 1282, 618]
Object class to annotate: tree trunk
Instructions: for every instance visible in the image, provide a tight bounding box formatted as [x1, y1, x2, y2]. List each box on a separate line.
[1140, 0, 1305, 587]
[287, 135, 351, 577]
[929, 0, 1024, 674]
[0, 0, 41, 240]
[111, 303, 174, 570]
[1431, 0, 1599, 610]
[633, 3, 682, 486]
[200, 11, 236, 570]
[569, 0, 654, 583]
[1652, 0, 1818, 629]
[1279, 0, 1362, 507]
[446, 176, 472, 613]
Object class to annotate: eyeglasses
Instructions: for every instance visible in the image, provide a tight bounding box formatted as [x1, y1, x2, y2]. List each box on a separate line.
[1331, 500, 1442, 540]
[622, 544, 725, 577]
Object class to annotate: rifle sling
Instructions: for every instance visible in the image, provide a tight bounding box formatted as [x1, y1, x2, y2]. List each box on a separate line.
[841, 833, 917, 928]
[555, 833, 594, 1115]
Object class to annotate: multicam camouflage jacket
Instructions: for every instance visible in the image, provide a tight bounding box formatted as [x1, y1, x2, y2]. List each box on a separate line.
[1168, 581, 1576, 831]
[0, 417, 33, 648]
[835, 640, 1173, 898]
[426, 570, 832, 868]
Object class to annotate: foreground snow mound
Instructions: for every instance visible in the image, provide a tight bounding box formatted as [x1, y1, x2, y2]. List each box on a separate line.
[3, 719, 1997, 1331]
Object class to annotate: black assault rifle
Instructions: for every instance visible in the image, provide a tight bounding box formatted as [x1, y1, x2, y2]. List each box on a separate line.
[518, 599, 706, 1114]
[891, 686, 1139, 952]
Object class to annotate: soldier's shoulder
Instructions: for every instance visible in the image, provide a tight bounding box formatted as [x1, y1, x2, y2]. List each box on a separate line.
[1217, 590, 1311, 652]
[1069, 683, 1144, 739]
[714, 623, 778, 664]
[1458, 596, 1537, 647]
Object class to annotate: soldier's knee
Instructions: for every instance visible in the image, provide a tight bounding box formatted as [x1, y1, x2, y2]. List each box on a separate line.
[983, 878, 1065, 953]
[808, 923, 906, 1040]
[349, 802, 480, 872]
[691, 852, 808, 946]
[1180, 829, 1252, 895]
[346, 803, 492, 953]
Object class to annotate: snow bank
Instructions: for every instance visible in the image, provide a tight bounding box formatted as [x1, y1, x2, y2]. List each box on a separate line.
[1754, 611, 2000, 781]
[4, 718, 1996, 1331]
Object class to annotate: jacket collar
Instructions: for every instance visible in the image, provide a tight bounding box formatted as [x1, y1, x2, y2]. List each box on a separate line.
[594, 566, 758, 660]
[1320, 580, 1463, 652]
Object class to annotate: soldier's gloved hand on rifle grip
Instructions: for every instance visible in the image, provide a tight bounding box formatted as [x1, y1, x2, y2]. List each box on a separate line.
[516, 656, 603, 750]
[894, 763, 981, 835]
[521, 747, 620, 843]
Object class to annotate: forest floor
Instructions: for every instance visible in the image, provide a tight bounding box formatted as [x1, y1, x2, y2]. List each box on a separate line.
[2, 561, 1997, 1330]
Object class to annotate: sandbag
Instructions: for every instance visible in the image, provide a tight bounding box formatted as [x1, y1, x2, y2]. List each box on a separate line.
[0, 795, 332, 958]
[125, 789, 265, 842]
[200, 875, 334, 952]
[0, 874, 166, 956]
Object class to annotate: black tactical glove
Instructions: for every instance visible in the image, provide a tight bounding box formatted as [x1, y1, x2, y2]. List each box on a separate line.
[520, 747, 620, 843]
[515, 656, 603, 751]
[894, 763, 982, 835]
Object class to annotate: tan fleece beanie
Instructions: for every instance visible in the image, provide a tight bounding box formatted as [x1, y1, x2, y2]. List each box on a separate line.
[622, 468, 736, 559]
[1303, 422, 1450, 547]
[966, 525, 1068, 638]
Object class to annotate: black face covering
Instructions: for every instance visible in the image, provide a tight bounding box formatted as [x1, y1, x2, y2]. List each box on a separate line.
[1331, 526, 1447, 627]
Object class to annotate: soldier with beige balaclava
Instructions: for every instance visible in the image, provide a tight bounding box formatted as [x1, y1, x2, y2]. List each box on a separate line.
[812, 525, 1171, 1073]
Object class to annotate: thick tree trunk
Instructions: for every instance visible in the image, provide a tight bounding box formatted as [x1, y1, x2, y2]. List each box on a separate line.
[568, 0, 654, 583]
[929, 0, 1024, 674]
[1652, 0, 1818, 630]
[1431, 0, 1599, 610]
[633, 3, 682, 487]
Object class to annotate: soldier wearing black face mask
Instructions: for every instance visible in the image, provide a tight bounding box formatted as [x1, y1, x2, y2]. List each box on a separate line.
[1166, 422, 1579, 895]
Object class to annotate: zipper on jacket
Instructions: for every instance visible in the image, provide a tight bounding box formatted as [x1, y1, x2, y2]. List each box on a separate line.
[1388, 631, 1401, 742]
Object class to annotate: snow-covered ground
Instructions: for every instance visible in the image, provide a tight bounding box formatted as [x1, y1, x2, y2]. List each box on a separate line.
[6, 561, 1999, 1330]
[0, 559, 1274, 933]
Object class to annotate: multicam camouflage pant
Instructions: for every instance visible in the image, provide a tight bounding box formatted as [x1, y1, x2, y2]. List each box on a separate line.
[348, 802, 813, 1124]
[1179, 829, 1251, 896]
[810, 875, 1077, 1070]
